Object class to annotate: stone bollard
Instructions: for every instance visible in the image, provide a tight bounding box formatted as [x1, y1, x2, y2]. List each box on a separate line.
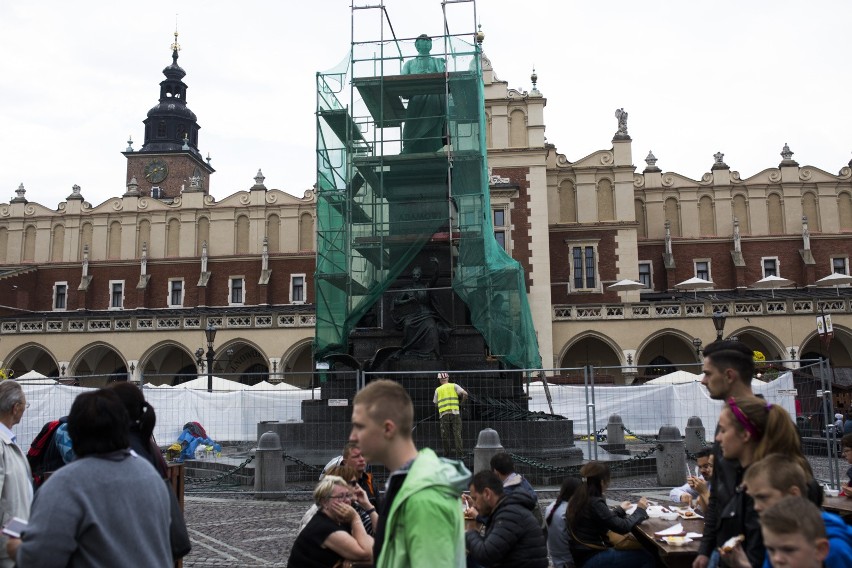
[656, 425, 686, 486]
[473, 428, 504, 474]
[255, 431, 286, 500]
[607, 414, 625, 447]
[684, 416, 706, 456]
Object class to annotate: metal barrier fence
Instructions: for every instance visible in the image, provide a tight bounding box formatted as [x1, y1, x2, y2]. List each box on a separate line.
[11, 358, 845, 491]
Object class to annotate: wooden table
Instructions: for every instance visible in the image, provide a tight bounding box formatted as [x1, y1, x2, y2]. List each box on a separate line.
[823, 495, 852, 522]
[634, 516, 705, 568]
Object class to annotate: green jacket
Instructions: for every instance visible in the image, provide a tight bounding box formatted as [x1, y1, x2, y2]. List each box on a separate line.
[377, 448, 471, 568]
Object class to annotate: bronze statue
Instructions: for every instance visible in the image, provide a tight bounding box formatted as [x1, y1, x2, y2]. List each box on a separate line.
[391, 257, 451, 359]
[401, 34, 447, 154]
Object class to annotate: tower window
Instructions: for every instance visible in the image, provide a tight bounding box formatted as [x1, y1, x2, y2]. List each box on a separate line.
[157, 121, 166, 138]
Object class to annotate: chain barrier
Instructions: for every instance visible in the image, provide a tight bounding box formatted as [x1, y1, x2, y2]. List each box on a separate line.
[620, 425, 656, 444]
[684, 430, 711, 460]
[185, 455, 255, 486]
[609, 444, 661, 472]
[282, 452, 323, 473]
[508, 452, 583, 475]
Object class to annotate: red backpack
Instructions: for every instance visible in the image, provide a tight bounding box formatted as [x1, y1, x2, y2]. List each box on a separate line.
[26, 418, 66, 488]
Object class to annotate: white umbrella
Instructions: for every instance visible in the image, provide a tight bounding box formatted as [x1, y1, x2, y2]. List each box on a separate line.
[752, 275, 792, 298]
[607, 279, 646, 292]
[675, 276, 715, 299]
[816, 272, 852, 295]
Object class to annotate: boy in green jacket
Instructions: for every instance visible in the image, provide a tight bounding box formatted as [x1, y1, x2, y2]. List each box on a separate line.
[350, 379, 471, 568]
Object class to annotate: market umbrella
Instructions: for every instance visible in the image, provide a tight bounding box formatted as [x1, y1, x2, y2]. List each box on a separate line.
[674, 276, 715, 299]
[752, 275, 792, 298]
[816, 272, 852, 295]
[607, 279, 646, 291]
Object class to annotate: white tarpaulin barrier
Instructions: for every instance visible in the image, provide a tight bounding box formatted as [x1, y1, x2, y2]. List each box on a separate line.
[528, 371, 796, 436]
[15, 384, 320, 454]
[14, 373, 796, 452]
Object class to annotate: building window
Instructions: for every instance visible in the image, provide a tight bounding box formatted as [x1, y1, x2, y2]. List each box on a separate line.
[694, 260, 711, 281]
[53, 282, 68, 310]
[638, 263, 652, 289]
[833, 257, 848, 275]
[109, 280, 124, 310]
[762, 257, 779, 278]
[572, 245, 597, 290]
[290, 274, 306, 304]
[168, 279, 184, 307]
[229, 277, 245, 306]
[493, 209, 507, 251]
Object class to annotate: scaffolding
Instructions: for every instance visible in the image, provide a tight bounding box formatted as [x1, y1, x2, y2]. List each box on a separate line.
[314, 0, 541, 369]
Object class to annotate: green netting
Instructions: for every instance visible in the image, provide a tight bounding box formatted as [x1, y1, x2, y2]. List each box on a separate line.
[314, 25, 541, 369]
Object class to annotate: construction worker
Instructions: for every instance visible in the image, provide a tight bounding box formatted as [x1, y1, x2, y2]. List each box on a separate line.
[433, 372, 467, 459]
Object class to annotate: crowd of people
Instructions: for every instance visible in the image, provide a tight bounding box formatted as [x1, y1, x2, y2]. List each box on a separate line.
[0, 380, 189, 567]
[284, 341, 852, 568]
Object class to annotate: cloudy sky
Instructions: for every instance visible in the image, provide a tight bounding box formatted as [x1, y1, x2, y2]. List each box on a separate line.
[1, 1, 850, 207]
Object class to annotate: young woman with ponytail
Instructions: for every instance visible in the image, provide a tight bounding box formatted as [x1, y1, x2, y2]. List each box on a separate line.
[566, 461, 654, 568]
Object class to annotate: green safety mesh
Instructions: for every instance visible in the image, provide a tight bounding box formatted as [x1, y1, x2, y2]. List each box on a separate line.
[314, 32, 541, 369]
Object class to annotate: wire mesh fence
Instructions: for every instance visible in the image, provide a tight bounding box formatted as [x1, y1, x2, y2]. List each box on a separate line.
[10, 358, 845, 493]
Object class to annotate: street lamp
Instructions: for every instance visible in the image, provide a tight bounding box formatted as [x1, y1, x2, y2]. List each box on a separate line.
[204, 324, 217, 393]
[712, 310, 728, 341]
[692, 337, 703, 357]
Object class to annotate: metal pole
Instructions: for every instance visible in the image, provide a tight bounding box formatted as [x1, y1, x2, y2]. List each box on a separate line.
[589, 365, 598, 460]
[584, 365, 592, 461]
[207, 343, 214, 393]
[819, 356, 837, 489]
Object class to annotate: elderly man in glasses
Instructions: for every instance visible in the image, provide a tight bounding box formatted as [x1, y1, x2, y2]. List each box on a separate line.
[0, 381, 32, 568]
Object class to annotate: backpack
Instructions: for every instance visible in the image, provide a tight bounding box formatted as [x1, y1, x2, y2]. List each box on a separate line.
[26, 417, 67, 488]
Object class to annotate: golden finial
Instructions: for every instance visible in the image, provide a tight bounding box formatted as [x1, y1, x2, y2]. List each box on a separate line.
[171, 17, 181, 54]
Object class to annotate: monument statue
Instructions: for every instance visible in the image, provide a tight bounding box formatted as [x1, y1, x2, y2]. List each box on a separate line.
[391, 256, 451, 359]
[401, 34, 447, 154]
[614, 108, 629, 138]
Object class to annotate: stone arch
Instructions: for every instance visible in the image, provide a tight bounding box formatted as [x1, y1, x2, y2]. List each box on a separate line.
[68, 342, 128, 387]
[767, 192, 784, 234]
[299, 212, 314, 251]
[723, 327, 786, 361]
[508, 108, 527, 148]
[635, 329, 703, 375]
[22, 225, 36, 262]
[3, 343, 59, 378]
[698, 195, 715, 236]
[557, 332, 624, 383]
[635, 199, 647, 238]
[802, 191, 820, 231]
[137, 340, 199, 386]
[596, 178, 614, 221]
[839, 191, 852, 231]
[214, 338, 269, 385]
[50, 224, 65, 262]
[136, 218, 151, 258]
[107, 220, 122, 259]
[0, 227, 7, 263]
[266, 214, 281, 253]
[732, 194, 750, 234]
[236, 215, 250, 254]
[558, 179, 577, 223]
[166, 218, 180, 257]
[281, 339, 314, 388]
[664, 197, 681, 237]
[196, 216, 210, 255]
[79, 222, 93, 260]
[799, 325, 852, 368]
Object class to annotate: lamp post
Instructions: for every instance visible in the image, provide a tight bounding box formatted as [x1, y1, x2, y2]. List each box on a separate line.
[712, 310, 728, 341]
[692, 337, 703, 358]
[204, 324, 217, 393]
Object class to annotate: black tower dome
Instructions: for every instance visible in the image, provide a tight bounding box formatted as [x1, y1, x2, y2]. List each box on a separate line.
[140, 32, 202, 157]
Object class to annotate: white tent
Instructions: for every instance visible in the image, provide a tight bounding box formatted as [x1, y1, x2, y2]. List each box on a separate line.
[173, 376, 249, 391]
[646, 370, 702, 385]
[15, 370, 56, 384]
[248, 381, 276, 390]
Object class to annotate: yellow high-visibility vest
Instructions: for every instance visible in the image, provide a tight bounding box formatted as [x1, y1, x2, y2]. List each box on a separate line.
[436, 383, 460, 415]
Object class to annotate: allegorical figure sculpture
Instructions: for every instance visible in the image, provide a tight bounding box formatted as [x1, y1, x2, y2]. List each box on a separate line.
[391, 257, 451, 359]
[614, 107, 629, 138]
[401, 34, 447, 154]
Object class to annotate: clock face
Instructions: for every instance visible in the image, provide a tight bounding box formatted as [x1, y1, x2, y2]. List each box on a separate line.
[144, 159, 168, 184]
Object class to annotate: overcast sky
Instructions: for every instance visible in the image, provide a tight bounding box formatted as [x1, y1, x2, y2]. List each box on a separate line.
[2, 1, 850, 208]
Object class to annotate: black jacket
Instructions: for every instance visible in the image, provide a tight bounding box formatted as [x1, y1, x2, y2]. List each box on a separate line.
[568, 496, 649, 566]
[465, 491, 548, 568]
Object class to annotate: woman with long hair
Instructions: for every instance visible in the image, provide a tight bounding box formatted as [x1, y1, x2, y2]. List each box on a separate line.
[107, 381, 168, 478]
[545, 476, 581, 568]
[287, 475, 373, 568]
[566, 462, 654, 568]
[715, 395, 813, 567]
